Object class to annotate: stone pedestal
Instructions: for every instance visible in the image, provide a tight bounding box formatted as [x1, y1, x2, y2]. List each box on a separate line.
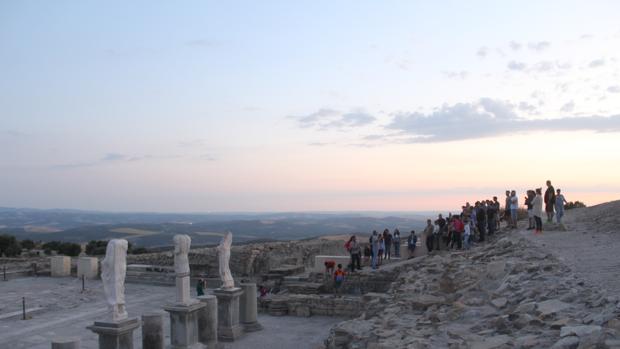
[163, 302, 206, 349]
[51, 337, 80, 349]
[87, 318, 140, 349]
[51, 256, 71, 277]
[197, 295, 218, 347]
[176, 274, 191, 305]
[239, 283, 262, 332]
[213, 288, 243, 341]
[77, 257, 99, 279]
[142, 313, 164, 349]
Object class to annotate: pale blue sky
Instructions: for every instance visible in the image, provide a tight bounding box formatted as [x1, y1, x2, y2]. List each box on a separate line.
[2, 1, 620, 211]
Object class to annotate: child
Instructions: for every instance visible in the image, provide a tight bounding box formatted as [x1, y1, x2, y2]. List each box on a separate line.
[333, 264, 346, 297]
[555, 189, 568, 224]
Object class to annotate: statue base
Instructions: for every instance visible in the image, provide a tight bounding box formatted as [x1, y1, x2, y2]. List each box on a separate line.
[163, 302, 207, 349]
[87, 317, 140, 349]
[213, 287, 244, 342]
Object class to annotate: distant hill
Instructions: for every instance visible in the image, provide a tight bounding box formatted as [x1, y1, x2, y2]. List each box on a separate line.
[0, 207, 430, 248]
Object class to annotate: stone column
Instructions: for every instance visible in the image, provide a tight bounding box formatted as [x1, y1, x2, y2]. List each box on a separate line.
[213, 287, 244, 341]
[50, 256, 71, 277]
[141, 313, 164, 349]
[163, 302, 206, 349]
[51, 337, 80, 349]
[197, 295, 218, 347]
[87, 318, 140, 349]
[77, 257, 99, 279]
[239, 283, 262, 332]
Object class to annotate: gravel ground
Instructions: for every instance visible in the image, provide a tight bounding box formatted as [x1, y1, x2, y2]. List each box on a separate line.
[518, 200, 620, 296]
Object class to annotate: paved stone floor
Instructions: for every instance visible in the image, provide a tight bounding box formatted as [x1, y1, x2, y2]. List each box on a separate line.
[0, 277, 342, 349]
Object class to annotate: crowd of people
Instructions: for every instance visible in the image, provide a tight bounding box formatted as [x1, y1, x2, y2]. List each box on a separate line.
[339, 180, 569, 277]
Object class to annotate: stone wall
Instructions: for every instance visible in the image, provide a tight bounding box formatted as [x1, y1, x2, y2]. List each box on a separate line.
[259, 294, 364, 318]
[127, 239, 345, 277]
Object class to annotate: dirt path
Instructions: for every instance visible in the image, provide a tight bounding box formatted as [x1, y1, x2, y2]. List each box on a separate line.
[517, 201, 620, 297]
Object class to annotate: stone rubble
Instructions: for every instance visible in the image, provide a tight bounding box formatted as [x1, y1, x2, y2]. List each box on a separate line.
[324, 235, 620, 348]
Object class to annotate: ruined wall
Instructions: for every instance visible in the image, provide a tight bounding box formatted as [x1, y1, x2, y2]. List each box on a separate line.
[127, 239, 346, 277]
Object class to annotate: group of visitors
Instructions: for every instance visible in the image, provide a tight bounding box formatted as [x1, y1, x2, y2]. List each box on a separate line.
[339, 180, 569, 274]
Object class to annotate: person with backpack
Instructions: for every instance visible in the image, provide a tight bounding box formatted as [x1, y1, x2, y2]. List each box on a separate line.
[347, 235, 361, 272]
[393, 229, 401, 258]
[407, 230, 417, 259]
[333, 264, 346, 297]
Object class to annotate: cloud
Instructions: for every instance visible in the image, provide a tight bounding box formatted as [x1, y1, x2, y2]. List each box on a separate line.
[385, 98, 620, 143]
[527, 41, 551, 52]
[608, 85, 620, 93]
[509, 41, 522, 51]
[518, 102, 537, 114]
[507, 61, 527, 71]
[443, 70, 468, 80]
[101, 153, 127, 161]
[291, 108, 375, 130]
[589, 59, 606, 68]
[52, 153, 180, 169]
[560, 101, 575, 113]
[476, 46, 489, 58]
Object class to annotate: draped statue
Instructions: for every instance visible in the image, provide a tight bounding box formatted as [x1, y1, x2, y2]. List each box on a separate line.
[173, 234, 191, 275]
[101, 239, 128, 322]
[217, 232, 234, 288]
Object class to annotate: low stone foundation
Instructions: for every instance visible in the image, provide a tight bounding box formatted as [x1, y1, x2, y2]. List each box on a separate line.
[259, 294, 364, 318]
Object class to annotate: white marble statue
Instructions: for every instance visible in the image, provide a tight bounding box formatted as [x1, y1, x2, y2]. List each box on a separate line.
[101, 239, 129, 322]
[217, 232, 234, 288]
[173, 234, 191, 275]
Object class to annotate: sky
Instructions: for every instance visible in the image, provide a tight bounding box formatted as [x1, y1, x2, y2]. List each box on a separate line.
[1, 1, 620, 212]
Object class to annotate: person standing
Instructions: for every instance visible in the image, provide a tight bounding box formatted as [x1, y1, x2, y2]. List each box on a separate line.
[532, 188, 544, 234]
[333, 264, 346, 297]
[378, 234, 385, 266]
[347, 235, 362, 272]
[510, 190, 519, 229]
[450, 215, 463, 250]
[504, 190, 512, 228]
[493, 196, 501, 230]
[476, 202, 487, 242]
[434, 214, 447, 249]
[555, 189, 568, 224]
[423, 219, 435, 253]
[196, 278, 205, 296]
[370, 230, 379, 270]
[463, 218, 472, 250]
[544, 180, 556, 223]
[407, 230, 417, 258]
[525, 190, 535, 230]
[384, 230, 393, 260]
[393, 229, 401, 258]
[486, 200, 497, 236]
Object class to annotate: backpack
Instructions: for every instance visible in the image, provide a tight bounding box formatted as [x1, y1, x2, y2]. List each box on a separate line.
[344, 241, 351, 251]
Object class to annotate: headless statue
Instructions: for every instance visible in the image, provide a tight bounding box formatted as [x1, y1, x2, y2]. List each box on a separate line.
[101, 239, 129, 322]
[217, 232, 234, 289]
[173, 234, 192, 304]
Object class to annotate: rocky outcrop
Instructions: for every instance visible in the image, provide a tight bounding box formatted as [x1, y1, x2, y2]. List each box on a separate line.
[325, 236, 620, 348]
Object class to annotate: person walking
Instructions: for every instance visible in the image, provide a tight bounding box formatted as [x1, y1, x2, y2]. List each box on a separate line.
[532, 188, 544, 234]
[544, 180, 556, 223]
[423, 219, 435, 252]
[555, 189, 568, 224]
[393, 229, 401, 258]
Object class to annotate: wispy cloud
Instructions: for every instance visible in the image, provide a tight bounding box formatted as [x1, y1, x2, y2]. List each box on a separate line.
[509, 41, 522, 51]
[476, 46, 489, 58]
[385, 98, 620, 143]
[527, 41, 551, 52]
[443, 70, 469, 80]
[52, 153, 180, 169]
[560, 101, 575, 113]
[608, 85, 620, 93]
[589, 58, 606, 68]
[507, 61, 527, 71]
[290, 108, 376, 130]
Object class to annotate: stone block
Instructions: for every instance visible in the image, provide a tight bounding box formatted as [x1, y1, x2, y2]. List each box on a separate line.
[213, 287, 244, 341]
[77, 257, 98, 279]
[197, 295, 218, 347]
[51, 256, 71, 277]
[87, 317, 140, 349]
[141, 312, 164, 349]
[240, 283, 262, 332]
[51, 337, 80, 349]
[163, 302, 206, 349]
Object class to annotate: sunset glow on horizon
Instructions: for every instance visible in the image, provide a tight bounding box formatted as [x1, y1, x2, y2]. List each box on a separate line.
[2, 1, 620, 212]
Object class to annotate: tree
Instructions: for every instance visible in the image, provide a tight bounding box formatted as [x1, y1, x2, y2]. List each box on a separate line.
[20, 239, 36, 250]
[85, 240, 108, 255]
[42, 241, 82, 256]
[565, 201, 587, 210]
[0, 235, 21, 257]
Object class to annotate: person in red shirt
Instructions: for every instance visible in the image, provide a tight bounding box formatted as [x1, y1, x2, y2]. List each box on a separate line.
[333, 264, 346, 297]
